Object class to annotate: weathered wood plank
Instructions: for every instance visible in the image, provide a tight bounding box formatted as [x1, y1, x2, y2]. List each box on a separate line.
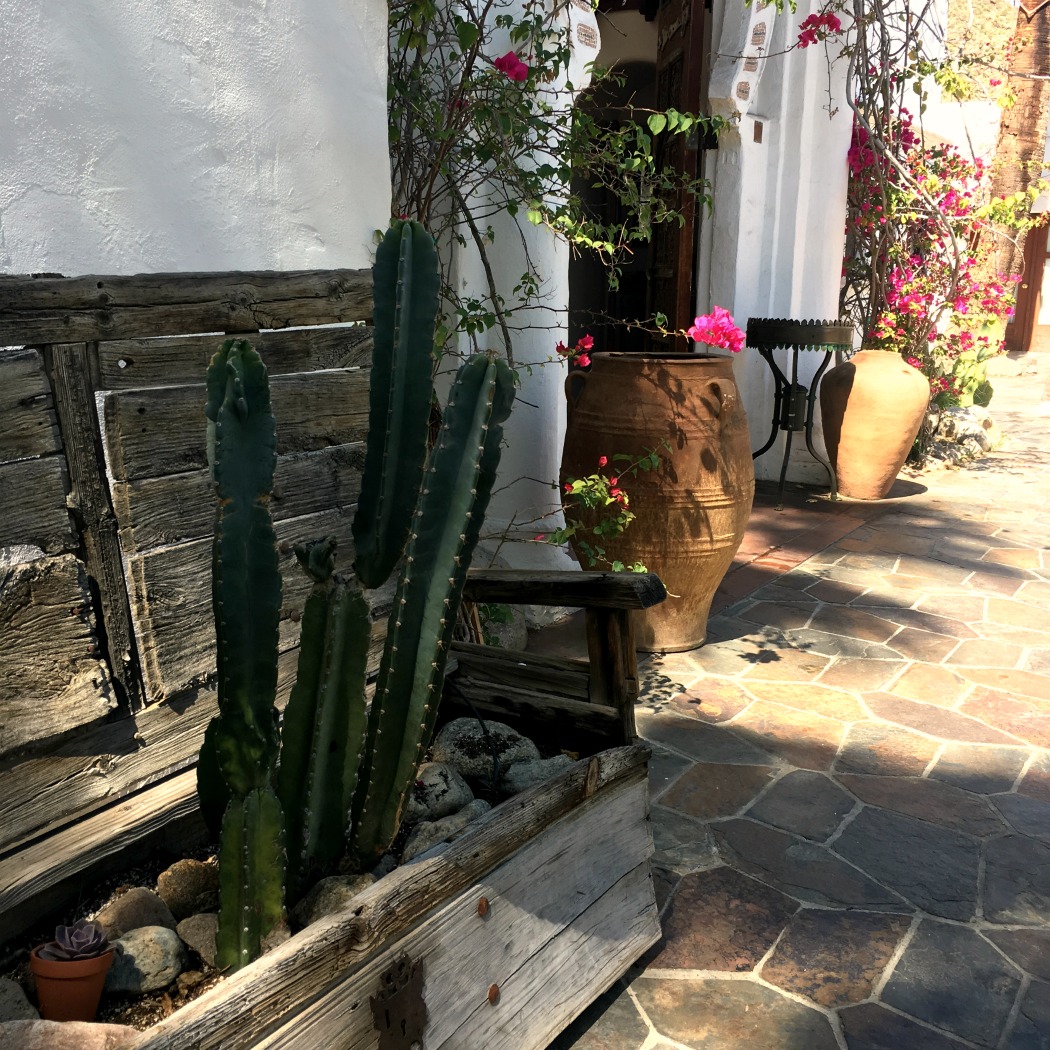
[102, 369, 370, 482]
[464, 569, 668, 610]
[0, 348, 62, 460]
[110, 444, 365, 555]
[98, 327, 374, 390]
[0, 770, 201, 943]
[585, 607, 639, 740]
[437, 864, 657, 1049]
[450, 640, 591, 698]
[254, 785, 656, 1049]
[0, 456, 76, 553]
[126, 509, 370, 703]
[46, 342, 144, 709]
[0, 648, 306, 859]
[0, 554, 116, 758]
[123, 745, 650, 1050]
[0, 270, 373, 345]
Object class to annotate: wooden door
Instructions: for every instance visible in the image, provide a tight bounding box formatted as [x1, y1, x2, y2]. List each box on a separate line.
[648, 0, 709, 341]
[1007, 222, 1050, 353]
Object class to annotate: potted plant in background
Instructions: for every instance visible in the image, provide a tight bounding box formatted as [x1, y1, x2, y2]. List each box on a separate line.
[559, 307, 755, 652]
[29, 919, 113, 1022]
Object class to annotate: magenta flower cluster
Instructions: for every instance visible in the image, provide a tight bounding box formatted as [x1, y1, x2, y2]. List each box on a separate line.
[493, 51, 529, 82]
[797, 11, 843, 48]
[686, 306, 745, 353]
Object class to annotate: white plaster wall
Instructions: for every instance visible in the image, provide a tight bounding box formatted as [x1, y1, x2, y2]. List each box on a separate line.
[702, 0, 852, 485]
[0, 0, 390, 274]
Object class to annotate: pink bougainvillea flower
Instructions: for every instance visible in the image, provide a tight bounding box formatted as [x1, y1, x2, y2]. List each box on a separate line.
[797, 11, 843, 48]
[575, 351, 591, 368]
[597, 455, 608, 468]
[494, 51, 529, 82]
[577, 334, 594, 350]
[687, 305, 745, 353]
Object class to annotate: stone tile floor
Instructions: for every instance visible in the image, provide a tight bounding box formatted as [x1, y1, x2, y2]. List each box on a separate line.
[546, 362, 1050, 1050]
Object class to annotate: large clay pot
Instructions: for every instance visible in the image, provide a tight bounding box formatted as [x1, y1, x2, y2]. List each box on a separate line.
[561, 353, 754, 652]
[819, 349, 930, 500]
[29, 946, 113, 1021]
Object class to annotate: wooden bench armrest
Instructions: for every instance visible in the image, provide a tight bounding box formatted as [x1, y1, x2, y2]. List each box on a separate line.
[463, 569, 666, 610]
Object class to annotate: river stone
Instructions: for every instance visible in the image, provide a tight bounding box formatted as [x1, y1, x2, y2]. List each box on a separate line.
[402, 799, 492, 861]
[156, 858, 219, 920]
[431, 718, 540, 782]
[105, 926, 187, 994]
[290, 873, 377, 929]
[0, 979, 37, 1021]
[94, 887, 176, 938]
[499, 754, 574, 795]
[176, 913, 218, 968]
[0, 1020, 139, 1049]
[404, 762, 474, 824]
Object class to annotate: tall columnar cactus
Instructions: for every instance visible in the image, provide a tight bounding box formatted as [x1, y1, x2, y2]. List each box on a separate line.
[201, 338, 287, 970]
[201, 219, 516, 969]
[349, 352, 515, 865]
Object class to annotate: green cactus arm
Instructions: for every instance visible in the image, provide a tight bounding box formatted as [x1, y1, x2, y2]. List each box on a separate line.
[276, 564, 372, 896]
[352, 220, 439, 589]
[350, 354, 515, 863]
[205, 339, 281, 796]
[215, 787, 286, 972]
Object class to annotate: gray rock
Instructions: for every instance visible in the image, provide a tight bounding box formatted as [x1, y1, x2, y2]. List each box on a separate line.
[431, 718, 540, 782]
[176, 913, 218, 969]
[0, 1020, 139, 1050]
[94, 886, 176, 939]
[404, 762, 474, 824]
[402, 799, 491, 861]
[290, 873, 377, 929]
[156, 858, 219, 920]
[105, 925, 187, 994]
[499, 754, 573, 795]
[0, 978, 37, 1022]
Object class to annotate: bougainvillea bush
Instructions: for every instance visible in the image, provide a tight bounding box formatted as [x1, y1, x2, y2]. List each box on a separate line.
[845, 117, 1020, 408]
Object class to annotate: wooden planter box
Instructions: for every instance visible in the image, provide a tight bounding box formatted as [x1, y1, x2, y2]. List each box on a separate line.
[123, 745, 656, 1050]
[0, 271, 666, 1046]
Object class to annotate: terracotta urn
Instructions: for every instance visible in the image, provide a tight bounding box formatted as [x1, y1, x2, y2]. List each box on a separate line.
[29, 946, 113, 1022]
[819, 349, 929, 500]
[561, 352, 754, 652]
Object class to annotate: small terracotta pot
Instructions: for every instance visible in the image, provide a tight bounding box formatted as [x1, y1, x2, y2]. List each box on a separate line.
[29, 946, 113, 1022]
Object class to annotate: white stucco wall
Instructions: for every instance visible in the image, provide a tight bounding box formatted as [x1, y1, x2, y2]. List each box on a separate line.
[0, 0, 390, 274]
[704, 0, 852, 485]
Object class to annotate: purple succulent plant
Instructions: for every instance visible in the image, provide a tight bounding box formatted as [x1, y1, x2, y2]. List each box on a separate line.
[37, 919, 110, 961]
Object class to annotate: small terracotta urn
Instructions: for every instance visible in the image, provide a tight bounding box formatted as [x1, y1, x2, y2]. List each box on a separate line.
[819, 349, 930, 500]
[29, 946, 114, 1022]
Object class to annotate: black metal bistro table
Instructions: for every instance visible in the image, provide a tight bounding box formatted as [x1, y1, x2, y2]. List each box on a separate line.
[745, 318, 854, 508]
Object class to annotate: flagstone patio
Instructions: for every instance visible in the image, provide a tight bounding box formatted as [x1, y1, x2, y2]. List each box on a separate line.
[547, 360, 1050, 1050]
